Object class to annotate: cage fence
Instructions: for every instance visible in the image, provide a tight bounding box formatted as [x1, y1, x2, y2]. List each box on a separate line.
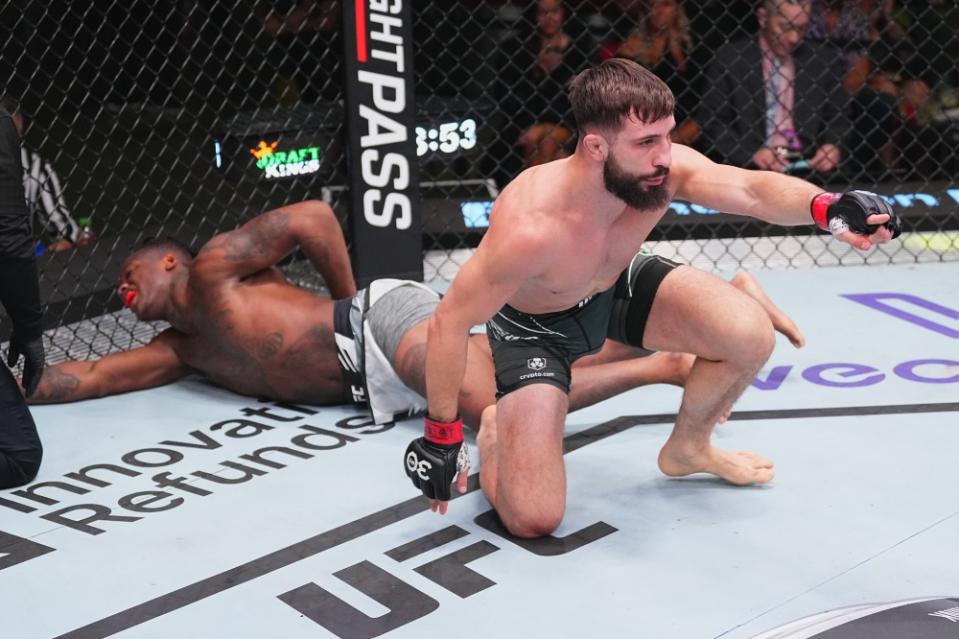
[1, 0, 957, 364]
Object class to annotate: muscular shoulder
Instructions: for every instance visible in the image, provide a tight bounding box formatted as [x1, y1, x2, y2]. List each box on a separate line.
[187, 231, 251, 294]
[468, 187, 555, 282]
[489, 165, 567, 234]
[152, 327, 189, 353]
[668, 144, 714, 192]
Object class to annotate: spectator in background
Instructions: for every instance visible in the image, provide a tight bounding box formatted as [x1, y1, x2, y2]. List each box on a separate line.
[894, 0, 959, 177]
[806, 0, 900, 174]
[893, 71, 954, 180]
[861, 0, 907, 46]
[808, 0, 870, 84]
[698, 0, 848, 175]
[500, 0, 589, 167]
[0, 97, 44, 488]
[0, 95, 95, 253]
[606, 0, 701, 145]
[898, 0, 959, 91]
[833, 0, 959, 178]
[858, 0, 915, 85]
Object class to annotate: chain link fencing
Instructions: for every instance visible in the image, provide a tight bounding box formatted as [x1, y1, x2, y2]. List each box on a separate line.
[1, 0, 957, 363]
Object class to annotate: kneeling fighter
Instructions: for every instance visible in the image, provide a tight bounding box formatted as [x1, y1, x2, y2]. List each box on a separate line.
[405, 58, 900, 538]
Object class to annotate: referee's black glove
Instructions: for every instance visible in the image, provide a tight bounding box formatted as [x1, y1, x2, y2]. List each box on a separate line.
[7, 332, 44, 397]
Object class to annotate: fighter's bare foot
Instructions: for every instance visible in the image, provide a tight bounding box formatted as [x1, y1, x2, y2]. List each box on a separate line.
[730, 272, 805, 348]
[657, 442, 775, 485]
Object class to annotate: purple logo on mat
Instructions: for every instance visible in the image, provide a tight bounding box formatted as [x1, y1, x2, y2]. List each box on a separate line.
[753, 359, 959, 391]
[750, 292, 959, 390]
[842, 293, 959, 339]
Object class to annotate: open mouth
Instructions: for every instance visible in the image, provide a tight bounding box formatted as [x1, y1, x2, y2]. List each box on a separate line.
[124, 290, 137, 307]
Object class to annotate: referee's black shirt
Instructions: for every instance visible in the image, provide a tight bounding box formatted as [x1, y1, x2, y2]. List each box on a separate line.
[0, 107, 43, 340]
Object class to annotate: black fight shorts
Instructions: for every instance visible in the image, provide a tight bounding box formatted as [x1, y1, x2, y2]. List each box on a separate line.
[486, 252, 680, 397]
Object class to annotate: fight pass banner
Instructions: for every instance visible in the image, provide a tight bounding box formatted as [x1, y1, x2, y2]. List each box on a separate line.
[342, 0, 423, 285]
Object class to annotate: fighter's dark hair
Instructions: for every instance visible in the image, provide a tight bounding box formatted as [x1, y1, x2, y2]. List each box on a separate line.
[568, 58, 675, 132]
[129, 236, 196, 260]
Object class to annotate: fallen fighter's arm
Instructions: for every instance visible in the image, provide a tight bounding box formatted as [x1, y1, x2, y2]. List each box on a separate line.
[192, 200, 356, 299]
[671, 144, 900, 251]
[28, 330, 191, 403]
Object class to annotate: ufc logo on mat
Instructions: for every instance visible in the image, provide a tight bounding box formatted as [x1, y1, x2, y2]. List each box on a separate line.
[278, 513, 617, 639]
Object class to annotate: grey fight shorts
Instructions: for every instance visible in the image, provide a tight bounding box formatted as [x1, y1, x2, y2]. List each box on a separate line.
[333, 279, 440, 423]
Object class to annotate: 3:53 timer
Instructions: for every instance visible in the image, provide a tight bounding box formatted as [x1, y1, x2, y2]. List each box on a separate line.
[415, 118, 478, 156]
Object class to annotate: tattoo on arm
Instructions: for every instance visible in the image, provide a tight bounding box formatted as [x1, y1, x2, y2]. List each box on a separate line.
[256, 332, 284, 360]
[223, 211, 291, 263]
[32, 366, 82, 403]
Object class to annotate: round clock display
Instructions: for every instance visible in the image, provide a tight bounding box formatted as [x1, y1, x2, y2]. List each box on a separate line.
[416, 118, 478, 157]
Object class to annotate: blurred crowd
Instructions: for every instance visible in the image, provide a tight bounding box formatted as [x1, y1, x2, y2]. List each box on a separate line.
[5, 0, 959, 235]
[471, 0, 959, 182]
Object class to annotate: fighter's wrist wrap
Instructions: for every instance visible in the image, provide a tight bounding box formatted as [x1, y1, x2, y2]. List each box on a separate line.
[810, 192, 842, 230]
[424, 415, 463, 447]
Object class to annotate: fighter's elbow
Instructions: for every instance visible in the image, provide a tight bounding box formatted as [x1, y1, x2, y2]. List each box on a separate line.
[290, 200, 342, 243]
[427, 305, 450, 337]
[298, 200, 337, 227]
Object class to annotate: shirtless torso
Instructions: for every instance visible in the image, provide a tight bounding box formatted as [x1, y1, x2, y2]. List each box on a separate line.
[165, 266, 345, 403]
[493, 157, 667, 314]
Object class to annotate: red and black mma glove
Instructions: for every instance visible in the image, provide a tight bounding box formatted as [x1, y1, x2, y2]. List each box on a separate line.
[811, 191, 902, 239]
[405, 415, 470, 501]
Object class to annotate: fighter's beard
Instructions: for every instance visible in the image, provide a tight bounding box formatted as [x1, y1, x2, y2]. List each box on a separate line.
[603, 154, 670, 211]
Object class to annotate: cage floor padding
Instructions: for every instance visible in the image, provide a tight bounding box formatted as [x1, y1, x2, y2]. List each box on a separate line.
[2, 262, 957, 639]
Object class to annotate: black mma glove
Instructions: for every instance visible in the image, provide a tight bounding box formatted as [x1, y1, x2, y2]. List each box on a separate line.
[405, 415, 470, 501]
[7, 331, 44, 397]
[811, 191, 902, 239]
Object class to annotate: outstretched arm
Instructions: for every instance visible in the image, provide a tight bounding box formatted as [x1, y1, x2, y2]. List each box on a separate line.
[192, 200, 356, 299]
[671, 145, 897, 250]
[672, 144, 822, 225]
[28, 330, 191, 403]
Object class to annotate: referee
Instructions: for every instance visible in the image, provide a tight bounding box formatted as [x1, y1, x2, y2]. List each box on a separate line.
[0, 96, 44, 488]
[0, 95, 92, 252]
